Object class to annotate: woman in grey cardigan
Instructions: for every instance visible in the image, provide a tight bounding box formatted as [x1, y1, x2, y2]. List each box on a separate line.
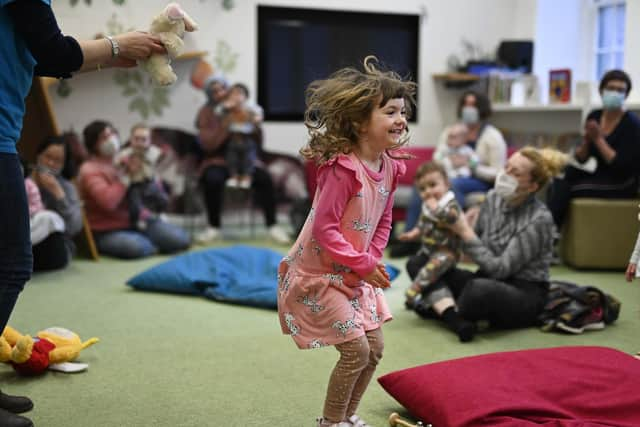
[407, 147, 567, 342]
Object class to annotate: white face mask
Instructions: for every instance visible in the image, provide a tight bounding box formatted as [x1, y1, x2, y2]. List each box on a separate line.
[494, 170, 518, 200]
[99, 135, 120, 157]
[461, 106, 479, 124]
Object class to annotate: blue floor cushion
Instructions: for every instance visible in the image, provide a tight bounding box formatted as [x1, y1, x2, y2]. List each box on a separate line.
[127, 245, 400, 309]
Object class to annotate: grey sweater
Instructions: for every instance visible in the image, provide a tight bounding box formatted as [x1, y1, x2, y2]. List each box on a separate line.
[465, 191, 554, 283]
[38, 177, 83, 237]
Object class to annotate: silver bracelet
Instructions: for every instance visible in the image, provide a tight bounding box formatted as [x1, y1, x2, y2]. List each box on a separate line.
[105, 35, 120, 58]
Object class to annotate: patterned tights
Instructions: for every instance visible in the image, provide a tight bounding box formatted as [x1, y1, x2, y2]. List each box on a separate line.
[322, 328, 384, 423]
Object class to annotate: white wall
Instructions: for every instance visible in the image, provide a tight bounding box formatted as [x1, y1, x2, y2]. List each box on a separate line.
[625, 0, 640, 103]
[533, 0, 583, 105]
[49, 0, 527, 155]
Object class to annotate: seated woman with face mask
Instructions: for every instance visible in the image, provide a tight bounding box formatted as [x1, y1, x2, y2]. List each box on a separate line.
[28, 136, 84, 271]
[547, 69, 640, 230]
[77, 120, 190, 259]
[406, 147, 567, 342]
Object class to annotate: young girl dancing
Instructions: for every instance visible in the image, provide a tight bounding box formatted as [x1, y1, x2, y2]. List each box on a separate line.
[277, 56, 416, 427]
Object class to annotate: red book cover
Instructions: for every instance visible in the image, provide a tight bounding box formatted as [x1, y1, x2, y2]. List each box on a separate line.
[549, 69, 571, 103]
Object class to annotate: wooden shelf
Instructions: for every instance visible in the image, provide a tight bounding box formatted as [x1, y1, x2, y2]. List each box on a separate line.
[432, 72, 480, 83]
[492, 103, 584, 113]
[175, 50, 208, 61]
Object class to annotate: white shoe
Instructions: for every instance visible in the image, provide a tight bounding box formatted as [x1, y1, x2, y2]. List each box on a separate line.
[348, 415, 372, 427]
[316, 417, 351, 427]
[226, 177, 239, 188]
[268, 225, 290, 244]
[195, 226, 222, 243]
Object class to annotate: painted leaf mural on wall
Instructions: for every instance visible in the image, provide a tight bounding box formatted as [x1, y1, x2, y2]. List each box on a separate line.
[114, 68, 170, 120]
[214, 39, 238, 75]
[107, 13, 170, 119]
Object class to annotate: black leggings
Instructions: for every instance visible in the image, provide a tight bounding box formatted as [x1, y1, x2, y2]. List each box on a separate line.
[547, 167, 638, 228]
[200, 165, 276, 228]
[407, 253, 547, 329]
[33, 232, 70, 272]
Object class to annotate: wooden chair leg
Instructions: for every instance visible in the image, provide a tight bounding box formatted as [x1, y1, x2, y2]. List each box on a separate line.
[75, 210, 99, 261]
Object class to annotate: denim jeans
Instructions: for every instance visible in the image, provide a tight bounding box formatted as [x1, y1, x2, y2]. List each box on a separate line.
[404, 176, 492, 230]
[94, 219, 190, 259]
[449, 176, 492, 208]
[0, 154, 32, 332]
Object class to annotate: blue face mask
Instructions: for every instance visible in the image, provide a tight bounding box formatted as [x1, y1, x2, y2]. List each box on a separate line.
[601, 90, 625, 110]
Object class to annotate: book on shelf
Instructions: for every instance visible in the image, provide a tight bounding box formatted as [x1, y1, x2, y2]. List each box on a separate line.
[487, 71, 538, 106]
[549, 69, 571, 104]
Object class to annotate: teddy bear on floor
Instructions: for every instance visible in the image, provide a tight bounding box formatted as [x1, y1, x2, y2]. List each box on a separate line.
[140, 2, 198, 86]
[0, 326, 99, 376]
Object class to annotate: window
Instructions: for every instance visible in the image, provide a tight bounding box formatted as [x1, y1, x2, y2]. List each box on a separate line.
[594, 0, 625, 80]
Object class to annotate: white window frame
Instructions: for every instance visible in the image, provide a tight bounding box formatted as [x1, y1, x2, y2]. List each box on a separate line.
[592, 0, 626, 80]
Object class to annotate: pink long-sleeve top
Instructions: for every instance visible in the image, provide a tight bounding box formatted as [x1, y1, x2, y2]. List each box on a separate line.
[311, 154, 401, 277]
[77, 157, 129, 232]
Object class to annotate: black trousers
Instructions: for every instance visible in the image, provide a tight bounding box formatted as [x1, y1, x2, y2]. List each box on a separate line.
[407, 252, 548, 329]
[547, 166, 638, 228]
[32, 232, 70, 272]
[200, 164, 276, 228]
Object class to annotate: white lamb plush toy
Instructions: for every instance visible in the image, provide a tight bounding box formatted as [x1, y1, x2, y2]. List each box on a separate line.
[140, 2, 198, 86]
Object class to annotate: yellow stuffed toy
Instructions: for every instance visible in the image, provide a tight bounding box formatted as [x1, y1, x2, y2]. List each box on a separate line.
[0, 326, 99, 375]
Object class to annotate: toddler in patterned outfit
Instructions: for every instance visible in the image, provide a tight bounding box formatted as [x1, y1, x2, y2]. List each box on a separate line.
[398, 161, 462, 310]
[277, 56, 416, 427]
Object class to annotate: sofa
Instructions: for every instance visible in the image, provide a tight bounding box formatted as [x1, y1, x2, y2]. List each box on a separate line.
[150, 127, 307, 230]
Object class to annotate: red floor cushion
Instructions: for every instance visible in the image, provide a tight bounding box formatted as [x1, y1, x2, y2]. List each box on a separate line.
[378, 346, 640, 427]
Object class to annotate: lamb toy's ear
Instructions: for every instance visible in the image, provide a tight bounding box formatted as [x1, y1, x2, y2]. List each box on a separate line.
[182, 10, 198, 31]
[164, 2, 198, 31]
[164, 3, 183, 20]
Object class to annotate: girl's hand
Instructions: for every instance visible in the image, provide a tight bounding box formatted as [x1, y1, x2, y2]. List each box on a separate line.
[625, 263, 636, 282]
[377, 262, 390, 281]
[363, 265, 391, 289]
[398, 228, 420, 241]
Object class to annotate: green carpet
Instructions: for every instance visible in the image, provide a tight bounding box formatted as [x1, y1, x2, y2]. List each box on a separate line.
[3, 240, 639, 427]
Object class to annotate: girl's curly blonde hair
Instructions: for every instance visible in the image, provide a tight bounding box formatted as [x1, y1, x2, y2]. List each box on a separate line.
[301, 56, 417, 164]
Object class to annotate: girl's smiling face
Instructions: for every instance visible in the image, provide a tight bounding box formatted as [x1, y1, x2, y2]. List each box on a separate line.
[359, 97, 407, 152]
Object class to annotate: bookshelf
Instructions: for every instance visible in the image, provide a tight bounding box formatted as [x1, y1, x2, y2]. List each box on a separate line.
[492, 103, 583, 112]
